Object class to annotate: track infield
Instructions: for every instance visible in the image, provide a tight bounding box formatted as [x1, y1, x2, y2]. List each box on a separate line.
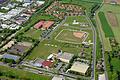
[55, 29, 88, 44]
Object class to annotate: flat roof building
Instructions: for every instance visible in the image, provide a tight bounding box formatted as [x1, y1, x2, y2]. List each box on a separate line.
[57, 52, 74, 63]
[98, 74, 106, 80]
[2, 53, 20, 61]
[67, 62, 89, 75]
[52, 75, 65, 80]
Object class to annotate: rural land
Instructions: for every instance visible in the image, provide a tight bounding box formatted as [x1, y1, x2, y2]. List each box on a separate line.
[0, 0, 120, 80]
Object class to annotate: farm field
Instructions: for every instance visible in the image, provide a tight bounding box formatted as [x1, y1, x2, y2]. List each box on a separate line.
[98, 11, 114, 37]
[99, 4, 120, 44]
[0, 66, 51, 80]
[104, 0, 120, 4]
[27, 16, 93, 60]
[96, 3, 120, 80]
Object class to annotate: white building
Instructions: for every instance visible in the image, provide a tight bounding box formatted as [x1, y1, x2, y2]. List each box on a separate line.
[52, 75, 65, 80]
[67, 62, 89, 75]
[57, 52, 74, 63]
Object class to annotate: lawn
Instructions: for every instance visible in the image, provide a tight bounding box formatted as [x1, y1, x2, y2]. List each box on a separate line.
[55, 29, 84, 44]
[24, 28, 42, 40]
[98, 11, 114, 37]
[0, 66, 51, 80]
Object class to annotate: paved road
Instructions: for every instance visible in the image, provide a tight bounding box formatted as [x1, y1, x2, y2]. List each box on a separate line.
[85, 11, 97, 80]
[95, 1, 109, 80]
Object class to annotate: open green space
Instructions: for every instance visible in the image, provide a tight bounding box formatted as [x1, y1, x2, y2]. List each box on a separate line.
[0, 66, 51, 80]
[55, 29, 85, 44]
[24, 28, 42, 40]
[27, 16, 93, 60]
[98, 11, 114, 37]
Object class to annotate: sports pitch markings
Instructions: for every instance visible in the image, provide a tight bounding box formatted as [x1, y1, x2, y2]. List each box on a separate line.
[54, 29, 89, 44]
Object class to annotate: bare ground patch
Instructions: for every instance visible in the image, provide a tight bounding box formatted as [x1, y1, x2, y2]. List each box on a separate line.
[107, 11, 118, 27]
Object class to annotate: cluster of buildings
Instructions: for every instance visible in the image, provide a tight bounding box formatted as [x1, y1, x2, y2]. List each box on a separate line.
[45, 1, 84, 19]
[26, 50, 90, 76]
[34, 20, 54, 30]
[0, 0, 45, 30]
[0, 40, 32, 62]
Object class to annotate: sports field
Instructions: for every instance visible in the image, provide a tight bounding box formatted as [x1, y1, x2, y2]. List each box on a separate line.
[27, 16, 93, 60]
[55, 29, 88, 44]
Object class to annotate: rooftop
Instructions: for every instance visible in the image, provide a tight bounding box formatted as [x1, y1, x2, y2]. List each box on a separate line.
[68, 62, 89, 75]
[2, 53, 20, 61]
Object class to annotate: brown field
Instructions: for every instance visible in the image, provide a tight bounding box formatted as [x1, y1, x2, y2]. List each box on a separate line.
[73, 32, 86, 39]
[104, 0, 110, 3]
[118, 0, 120, 4]
[104, 0, 120, 4]
[107, 11, 118, 27]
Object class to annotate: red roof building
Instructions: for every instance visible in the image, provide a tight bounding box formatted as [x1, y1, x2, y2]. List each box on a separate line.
[42, 21, 54, 30]
[34, 21, 45, 29]
[42, 60, 53, 68]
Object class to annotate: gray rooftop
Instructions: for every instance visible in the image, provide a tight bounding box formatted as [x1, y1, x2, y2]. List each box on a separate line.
[2, 53, 20, 61]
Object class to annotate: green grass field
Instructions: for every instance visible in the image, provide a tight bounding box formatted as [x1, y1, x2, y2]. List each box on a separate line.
[0, 66, 51, 80]
[55, 29, 84, 44]
[27, 16, 93, 60]
[98, 12, 114, 37]
[24, 28, 42, 40]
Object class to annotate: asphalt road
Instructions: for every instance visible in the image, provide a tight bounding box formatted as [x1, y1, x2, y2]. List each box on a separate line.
[86, 11, 97, 80]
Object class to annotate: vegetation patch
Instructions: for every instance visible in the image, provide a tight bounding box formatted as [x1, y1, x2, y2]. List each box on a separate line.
[98, 11, 114, 37]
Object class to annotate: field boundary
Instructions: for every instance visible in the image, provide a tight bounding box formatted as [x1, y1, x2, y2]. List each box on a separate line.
[54, 29, 89, 44]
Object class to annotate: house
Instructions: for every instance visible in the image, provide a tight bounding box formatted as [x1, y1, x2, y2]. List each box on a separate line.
[52, 75, 65, 80]
[36, 1, 45, 6]
[2, 53, 20, 61]
[2, 40, 14, 51]
[34, 21, 45, 29]
[57, 52, 74, 63]
[67, 62, 89, 75]
[42, 60, 53, 68]
[23, 0, 32, 3]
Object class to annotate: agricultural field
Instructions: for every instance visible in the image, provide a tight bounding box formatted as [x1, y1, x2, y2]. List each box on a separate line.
[96, 3, 120, 80]
[98, 4, 120, 44]
[27, 16, 93, 60]
[104, 0, 120, 4]
[98, 11, 114, 37]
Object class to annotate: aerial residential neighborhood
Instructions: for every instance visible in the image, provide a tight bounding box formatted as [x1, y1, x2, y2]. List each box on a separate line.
[0, 0, 120, 80]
